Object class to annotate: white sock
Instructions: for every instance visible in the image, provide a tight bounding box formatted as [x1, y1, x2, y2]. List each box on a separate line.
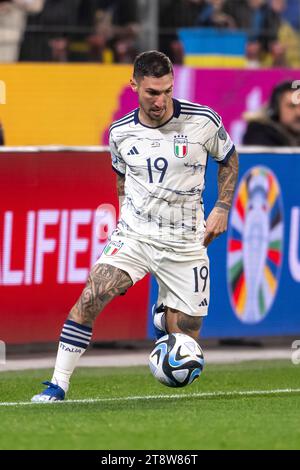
[153, 305, 167, 333]
[51, 320, 92, 393]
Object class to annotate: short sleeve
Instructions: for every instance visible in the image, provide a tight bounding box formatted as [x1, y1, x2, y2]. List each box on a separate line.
[204, 120, 235, 164]
[109, 131, 126, 176]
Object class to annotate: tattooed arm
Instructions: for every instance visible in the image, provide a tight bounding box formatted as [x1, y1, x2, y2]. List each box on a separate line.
[117, 173, 125, 196]
[117, 173, 125, 213]
[204, 150, 239, 247]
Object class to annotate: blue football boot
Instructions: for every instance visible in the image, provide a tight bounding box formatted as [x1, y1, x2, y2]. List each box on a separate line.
[152, 302, 167, 340]
[31, 381, 65, 402]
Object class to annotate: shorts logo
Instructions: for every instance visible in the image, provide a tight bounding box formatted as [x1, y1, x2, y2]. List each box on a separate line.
[174, 135, 188, 158]
[104, 240, 124, 256]
[227, 166, 284, 324]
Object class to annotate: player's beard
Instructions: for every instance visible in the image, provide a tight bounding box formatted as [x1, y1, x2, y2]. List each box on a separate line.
[143, 103, 170, 125]
[139, 98, 172, 126]
[149, 107, 166, 120]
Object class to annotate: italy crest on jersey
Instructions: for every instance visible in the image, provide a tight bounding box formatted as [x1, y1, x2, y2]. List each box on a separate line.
[104, 240, 124, 256]
[174, 135, 188, 158]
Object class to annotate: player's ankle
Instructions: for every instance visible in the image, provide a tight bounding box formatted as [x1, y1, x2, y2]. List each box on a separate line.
[51, 376, 69, 393]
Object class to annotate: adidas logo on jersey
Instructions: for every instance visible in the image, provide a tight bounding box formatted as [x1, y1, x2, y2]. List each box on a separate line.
[199, 298, 208, 307]
[127, 146, 139, 155]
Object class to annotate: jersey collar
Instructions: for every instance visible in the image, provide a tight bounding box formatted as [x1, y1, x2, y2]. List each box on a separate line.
[134, 98, 181, 128]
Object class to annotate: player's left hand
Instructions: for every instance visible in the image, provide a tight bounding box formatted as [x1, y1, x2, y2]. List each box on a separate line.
[204, 206, 229, 247]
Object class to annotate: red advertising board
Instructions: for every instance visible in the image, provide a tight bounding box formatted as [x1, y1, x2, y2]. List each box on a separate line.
[0, 149, 150, 344]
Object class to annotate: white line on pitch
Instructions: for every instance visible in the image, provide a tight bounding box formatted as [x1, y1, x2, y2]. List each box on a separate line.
[1, 388, 300, 407]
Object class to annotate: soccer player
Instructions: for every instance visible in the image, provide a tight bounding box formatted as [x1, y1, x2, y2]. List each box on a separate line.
[32, 51, 239, 402]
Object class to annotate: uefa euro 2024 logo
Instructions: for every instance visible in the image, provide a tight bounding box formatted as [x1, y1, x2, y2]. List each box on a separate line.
[227, 166, 284, 324]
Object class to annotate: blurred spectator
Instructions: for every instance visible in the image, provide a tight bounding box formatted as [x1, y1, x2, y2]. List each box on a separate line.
[159, 0, 207, 64]
[67, 0, 106, 62]
[224, 0, 282, 67]
[19, 0, 80, 61]
[245, 0, 281, 65]
[282, 0, 300, 31]
[0, 0, 44, 62]
[196, 0, 236, 28]
[111, 0, 139, 63]
[20, 0, 138, 63]
[243, 81, 300, 146]
[261, 0, 300, 68]
[88, 0, 139, 63]
[223, 0, 251, 28]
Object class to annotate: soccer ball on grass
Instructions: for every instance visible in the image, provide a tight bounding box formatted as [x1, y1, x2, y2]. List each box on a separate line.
[149, 333, 204, 388]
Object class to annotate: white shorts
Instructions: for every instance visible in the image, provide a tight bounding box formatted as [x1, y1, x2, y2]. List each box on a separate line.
[96, 235, 210, 317]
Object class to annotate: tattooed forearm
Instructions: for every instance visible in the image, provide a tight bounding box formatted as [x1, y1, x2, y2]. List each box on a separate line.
[69, 264, 133, 326]
[216, 151, 239, 211]
[117, 174, 125, 211]
[117, 174, 125, 197]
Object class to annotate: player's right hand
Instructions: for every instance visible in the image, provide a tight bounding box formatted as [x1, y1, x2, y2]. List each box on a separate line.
[203, 206, 229, 247]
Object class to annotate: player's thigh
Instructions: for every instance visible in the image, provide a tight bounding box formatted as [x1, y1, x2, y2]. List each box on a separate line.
[155, 249, 210, 327]
[96, 236, 150, 285]
[88, 262, 133, 299]
[79, 263, 133, 309]
[70, 236, 151, 325]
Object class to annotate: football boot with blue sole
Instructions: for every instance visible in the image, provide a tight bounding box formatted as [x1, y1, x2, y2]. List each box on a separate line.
[31, 381, 65, 402]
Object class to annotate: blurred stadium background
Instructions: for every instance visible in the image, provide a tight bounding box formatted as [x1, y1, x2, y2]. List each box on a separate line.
[0, 0, 300, 450]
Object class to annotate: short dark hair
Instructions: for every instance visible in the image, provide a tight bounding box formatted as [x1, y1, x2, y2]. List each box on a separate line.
[133, 51, 173, 81]
[268, 80, 295, 121]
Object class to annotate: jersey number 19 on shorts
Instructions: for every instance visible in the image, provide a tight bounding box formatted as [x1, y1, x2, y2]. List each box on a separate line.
[193, 266, 208, 293]
[147, 157, 168, 183]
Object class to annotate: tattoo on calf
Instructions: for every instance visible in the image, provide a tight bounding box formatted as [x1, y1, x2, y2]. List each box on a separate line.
[176, 312, 203, 334]
[117, 174, 125, 212]
[69, 264, 132, 326]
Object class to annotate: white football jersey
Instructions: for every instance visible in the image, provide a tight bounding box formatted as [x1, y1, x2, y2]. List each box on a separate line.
[109, 99, 235, 251]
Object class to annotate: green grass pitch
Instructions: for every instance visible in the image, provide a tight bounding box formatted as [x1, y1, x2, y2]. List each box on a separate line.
[0, 360, 300, 450]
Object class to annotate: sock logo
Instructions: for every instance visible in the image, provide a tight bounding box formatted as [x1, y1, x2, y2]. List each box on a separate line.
[60, 343, 82, 354]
